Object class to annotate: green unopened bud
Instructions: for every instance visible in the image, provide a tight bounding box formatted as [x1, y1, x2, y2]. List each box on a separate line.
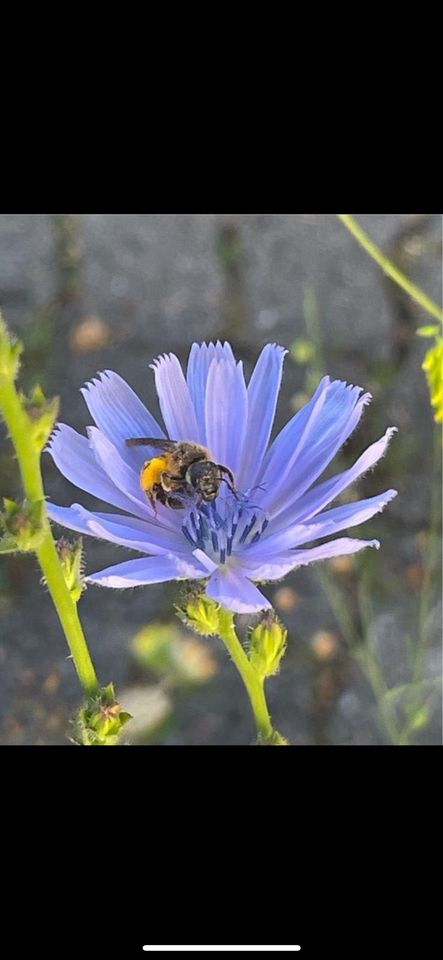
[22, 384, 60, 451]
[176, 591, 221, 636]
[71, 683, 132, 746]
[248, 611, 287, 679]
[56, 536, 85, 602]
[0, 497, 45, 552]
[0, 313, 23, 385]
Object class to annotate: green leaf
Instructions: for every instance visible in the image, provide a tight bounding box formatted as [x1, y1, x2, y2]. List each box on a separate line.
[119, 712, 133, 727]
[383, 679, 436, 709]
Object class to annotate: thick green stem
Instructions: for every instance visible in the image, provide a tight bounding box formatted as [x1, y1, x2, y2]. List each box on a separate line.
[217, 609, 278, 744]
[0, 379, 99, 696]
[337, 214, 443, 323]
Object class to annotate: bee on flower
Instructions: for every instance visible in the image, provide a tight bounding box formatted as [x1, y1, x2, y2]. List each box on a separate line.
[46, 342, 397, 613]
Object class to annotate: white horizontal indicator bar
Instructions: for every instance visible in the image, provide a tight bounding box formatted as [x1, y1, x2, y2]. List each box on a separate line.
[143, 948, 301, 953]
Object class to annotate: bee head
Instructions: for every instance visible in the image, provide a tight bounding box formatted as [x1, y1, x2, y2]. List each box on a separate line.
[185, 460, 221, 501]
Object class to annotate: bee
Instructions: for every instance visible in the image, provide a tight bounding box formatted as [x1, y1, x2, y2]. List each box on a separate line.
[125, 437, 236, 511]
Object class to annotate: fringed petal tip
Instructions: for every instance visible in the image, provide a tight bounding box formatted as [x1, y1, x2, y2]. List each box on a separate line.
[260, 341, 288, 359]
[326, 378, 372, 409]
[44, 427, 58, 455]
[381, 488, 398, 506]
[149, 352, 171, 371]
[80, 369, 118, 398]
[44, 422, 73, 457]
[364, 427, 398, 473]
[151, 342, 239, 372]
[292, 536, 381, 568]
[193, 340, 235, 359]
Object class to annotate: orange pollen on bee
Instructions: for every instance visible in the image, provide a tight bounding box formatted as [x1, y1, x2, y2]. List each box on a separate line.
[140, 456, 170, 491]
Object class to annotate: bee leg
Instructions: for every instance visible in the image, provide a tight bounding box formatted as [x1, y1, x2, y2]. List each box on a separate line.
[160, 471, 183, 492]
[156, 474, 185, 509]
[147, 490, 158, 516]
[165, 495, 186, 510]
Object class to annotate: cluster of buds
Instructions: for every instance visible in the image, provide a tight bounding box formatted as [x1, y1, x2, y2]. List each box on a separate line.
[177, 588, 289, 684]
[71, 683, 132, 746]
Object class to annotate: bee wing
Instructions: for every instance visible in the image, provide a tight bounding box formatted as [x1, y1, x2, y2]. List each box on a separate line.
[125, 437, 178, 450]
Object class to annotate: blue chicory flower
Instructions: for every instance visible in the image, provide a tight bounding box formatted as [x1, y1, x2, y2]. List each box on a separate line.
[46, 342, 397, 613]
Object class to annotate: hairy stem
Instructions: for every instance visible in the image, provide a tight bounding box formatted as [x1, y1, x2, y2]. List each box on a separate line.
[337, 214, 442, 323]
[0, 378, 98, 696]
[217, 609, 284, 744]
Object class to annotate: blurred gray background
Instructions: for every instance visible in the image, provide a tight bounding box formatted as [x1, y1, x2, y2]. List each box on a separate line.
[0, 213, 441, 745]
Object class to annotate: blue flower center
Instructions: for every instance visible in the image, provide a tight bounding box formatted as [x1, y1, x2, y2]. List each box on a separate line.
[181, 493, 269, 564]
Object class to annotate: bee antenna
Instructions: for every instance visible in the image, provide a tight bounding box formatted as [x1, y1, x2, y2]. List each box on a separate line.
[220, 476, 239, 500]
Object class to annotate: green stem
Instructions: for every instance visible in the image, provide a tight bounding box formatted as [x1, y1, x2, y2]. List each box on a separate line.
[217, 609, 280, 744]
[0, 378, 99, 696]
[337, 215, 443, 323]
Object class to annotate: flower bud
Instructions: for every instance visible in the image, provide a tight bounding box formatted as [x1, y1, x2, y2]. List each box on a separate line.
[72, 683, 132, 746]
[56, 536, 85, 602]
[248, 611, 287, 679]
[0, 313, 23, 384]
[22, 384, 60, 452]
[0, 497, 45, 552]
[176, 591, 221, 636]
